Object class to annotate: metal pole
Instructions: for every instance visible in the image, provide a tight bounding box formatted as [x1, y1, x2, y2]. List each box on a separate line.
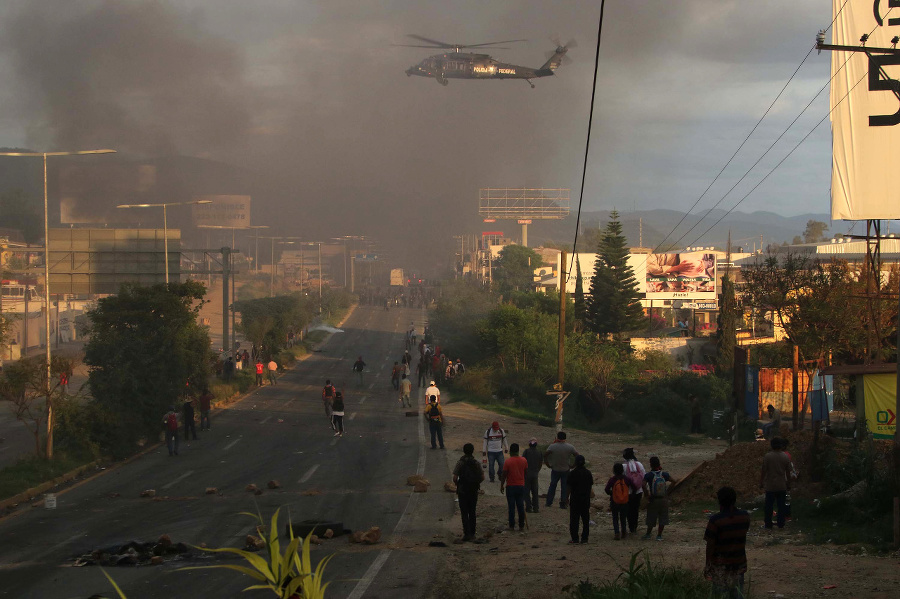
[792, 343, 799, 432]
[222, 247, 230, 353]
[350, 255, 355, 293]
[270, 238, 275, 297]
[231, 249, 236, 355]
[255, 230, 260, 274]
[43, 153, 53, 458]
[318, 242, 322, 311]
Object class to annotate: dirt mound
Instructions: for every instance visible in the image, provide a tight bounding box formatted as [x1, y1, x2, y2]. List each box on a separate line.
[671, 430, 843, 504]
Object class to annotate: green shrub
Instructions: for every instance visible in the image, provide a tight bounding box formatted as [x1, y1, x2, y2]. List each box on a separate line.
[566, 551, 718, 599]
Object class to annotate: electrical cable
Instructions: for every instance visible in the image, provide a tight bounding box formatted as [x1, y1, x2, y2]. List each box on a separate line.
[568, 0, 605, 282]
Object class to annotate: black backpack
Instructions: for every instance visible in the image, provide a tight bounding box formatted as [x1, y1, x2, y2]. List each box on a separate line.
[458, 457, 481, 488]
[428, 404, 442, 422]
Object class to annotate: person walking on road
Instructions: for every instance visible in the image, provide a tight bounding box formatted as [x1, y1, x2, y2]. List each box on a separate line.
[267, 358, 278, 385]
[331, 391, 345, 437]
[416, 360, 427, 387]
[199, 387, 213, 431]
[642, 455, 676, 541]
[760, 437, 791, 529]
[255, 359, 264, 386]
[622, 448, 646, 534]
[391, 361, 401, 390]
[322, 380, 336, 429]
[567, 455, 594, 543]
[482, 421, 509, 483]
[353, 356, 366, 386]
[605, 462, 637, 540]
[163, 406, 179, 456]
[704, 486, 751, 599]
[544, 431, 578, 509]
[522, 438, 543, 513]
[183, 399, 198, 441]
[500, 443, 528, 531]
[424, 380, 441, 404]
[399, 374, 412, 407]
[452, 443, 484, 541]
[426, 397, 445, 449]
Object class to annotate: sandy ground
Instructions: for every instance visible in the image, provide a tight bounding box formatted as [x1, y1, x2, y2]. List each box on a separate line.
[426, 402, 900, 599]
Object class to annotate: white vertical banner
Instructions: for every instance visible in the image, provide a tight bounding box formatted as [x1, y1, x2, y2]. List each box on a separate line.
[831, 0, 900, 220]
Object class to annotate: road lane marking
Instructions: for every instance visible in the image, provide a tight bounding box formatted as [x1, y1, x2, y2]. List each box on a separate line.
[47, 532, 87, 554]
[299, 464, 319, 483]
[260, 416, 271, 424]
[329, 437, 339, 446]
[223, 438, 242, 451]
[349, 412, 357, 420]
[368, 382, 375, 389]
[347, 358, 427, 599]
[359, 396, 367, 404]
[162, 470, 194, 490]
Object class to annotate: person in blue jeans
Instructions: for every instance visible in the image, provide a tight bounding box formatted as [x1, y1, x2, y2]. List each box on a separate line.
[500, 443, 528, 530]
[760, 437, 791, 529]
[482, 421, 509, 482]
[544, 431, 578, 508]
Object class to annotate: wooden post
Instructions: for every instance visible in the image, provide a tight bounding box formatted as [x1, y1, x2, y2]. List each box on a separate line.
[792, 344, 799, 432]
[558, 251, 566, 390]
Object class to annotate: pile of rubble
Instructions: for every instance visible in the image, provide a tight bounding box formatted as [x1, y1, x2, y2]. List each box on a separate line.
[71, 534, 190, 567]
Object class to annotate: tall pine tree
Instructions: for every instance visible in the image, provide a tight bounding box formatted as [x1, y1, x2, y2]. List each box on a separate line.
[573, 253, 586, 323]
[586, 210, 645, 336]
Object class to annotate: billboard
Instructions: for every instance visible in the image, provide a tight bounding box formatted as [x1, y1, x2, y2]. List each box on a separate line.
[830, 0, 900, 220]
[191, 195, 251, 227]
[645, 252, 716, 299]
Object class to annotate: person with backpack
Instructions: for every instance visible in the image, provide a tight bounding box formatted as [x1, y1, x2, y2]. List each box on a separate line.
[622, 448, 647, 534]
[565, 455, 594, 543]
[500, 443, 529, 531]
[331, 391, 345, 437]
[482, 421, 509, 483]
[522, 438, 543, 513]
[183, 399, 198, 441]
[255, 359, 264, 386]
[426, 397, 445, 449]
[544, 431, 578, 509]
[642, 456, 677, 541]
[399, 373, 412, 408]
[452, 442, 485, 541]
[162, 406, 179, 456]
[322, 380, 336, 429]
[199, 387, 213, 431]
[605, 463, 638, 540]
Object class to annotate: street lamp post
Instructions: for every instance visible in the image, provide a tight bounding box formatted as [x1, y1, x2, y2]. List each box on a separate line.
[0, 148, 116, 459]
[117, 200, 212, 284]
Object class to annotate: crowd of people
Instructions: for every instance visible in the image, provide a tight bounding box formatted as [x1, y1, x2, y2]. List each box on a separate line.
[449, 424, 764, 599]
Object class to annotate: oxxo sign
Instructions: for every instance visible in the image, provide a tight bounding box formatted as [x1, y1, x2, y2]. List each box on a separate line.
[876, 409, 896, 426]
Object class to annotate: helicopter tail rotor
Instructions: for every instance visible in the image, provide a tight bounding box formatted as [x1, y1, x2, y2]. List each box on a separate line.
[539, 38, 575, 73]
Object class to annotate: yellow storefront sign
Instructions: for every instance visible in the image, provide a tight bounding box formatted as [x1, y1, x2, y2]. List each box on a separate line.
[862, 374, 897, 439]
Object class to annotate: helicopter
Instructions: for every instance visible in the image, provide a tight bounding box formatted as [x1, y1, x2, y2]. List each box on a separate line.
[398, 34, 574, 88]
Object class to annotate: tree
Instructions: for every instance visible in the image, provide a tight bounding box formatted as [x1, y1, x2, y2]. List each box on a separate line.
[84, 281, 211, 453]
[802, 220, 829, 243]
[494, 245, 542, 294]
[235, 293, 316, 358]
[573, 253, 586, 323]
[0, 355, 71, 456]
[586, 210, 645, 336]
[716, 273, 737, 376]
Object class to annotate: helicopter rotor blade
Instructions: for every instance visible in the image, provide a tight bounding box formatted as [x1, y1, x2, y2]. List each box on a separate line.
[393, 44, 452, 48]
[465, 39, 527, 48]
[406, 34, 456, 47]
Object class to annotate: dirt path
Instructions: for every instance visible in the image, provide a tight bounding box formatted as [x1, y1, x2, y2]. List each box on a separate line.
[429, 402, 900, 599]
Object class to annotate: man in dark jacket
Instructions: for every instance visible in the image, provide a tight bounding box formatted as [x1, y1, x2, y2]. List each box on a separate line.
[183, 399, 197, 441]
[522, 438, 543, 513]
[566, 455, 594, 544]
[452, 443, 484, 541]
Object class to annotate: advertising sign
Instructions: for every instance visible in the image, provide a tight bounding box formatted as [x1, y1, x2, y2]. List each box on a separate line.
[390, 268, 405, 286]
[191, 195, 251, 227]
[645, 252, 716, 299]
[830, 0, 900, 220]
[862, 373, 897, 439]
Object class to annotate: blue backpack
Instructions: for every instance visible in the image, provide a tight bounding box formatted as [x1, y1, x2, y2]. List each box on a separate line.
[650, 471, 668, 498]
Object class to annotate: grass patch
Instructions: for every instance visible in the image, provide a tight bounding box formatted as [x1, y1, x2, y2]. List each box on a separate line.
[791, 496, 896, 553]
[0, 452, 94, 500]
[564, 551, 723, 599]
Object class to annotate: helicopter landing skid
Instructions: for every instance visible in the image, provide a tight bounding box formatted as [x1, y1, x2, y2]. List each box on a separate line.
[525, 79, 535, 89]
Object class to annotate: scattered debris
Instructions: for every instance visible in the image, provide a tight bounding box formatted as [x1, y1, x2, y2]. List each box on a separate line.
[300, 489, 321, 496]
[428, 541, 448, 547]
[267, 480, 281, 489]
[444, 482, 457, 493]
[245, 484, 259, 493]
[245, 535, 266, 551]
[309, 534, 322, 545]
[70, 537, 191, 567]
[108, 493, 121, 499]
[414, 480, 429, 493]
[205, 487, 218, 495]
[349, 526, 382, 545]
[139, 489, 156, 498]
[323, 529, 334, 539]
[407, 475, 430, 486]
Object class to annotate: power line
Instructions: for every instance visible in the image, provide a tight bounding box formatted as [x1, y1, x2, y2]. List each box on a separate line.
[568, 0, 606, 281]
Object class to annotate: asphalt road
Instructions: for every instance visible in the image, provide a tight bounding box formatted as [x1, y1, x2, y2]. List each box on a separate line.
[0, 305, 453, 599]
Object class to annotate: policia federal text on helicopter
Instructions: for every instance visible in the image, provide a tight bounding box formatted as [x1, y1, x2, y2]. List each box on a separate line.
[398, 35, 574, 88]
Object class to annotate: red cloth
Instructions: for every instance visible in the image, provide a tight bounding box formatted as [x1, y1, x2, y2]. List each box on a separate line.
[255, 363, 264, 374]
[502, 456, 528, 487]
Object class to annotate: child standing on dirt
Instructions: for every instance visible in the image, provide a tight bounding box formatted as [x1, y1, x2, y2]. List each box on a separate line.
[605, 463, 637, 540]
[642, 456, 676, 541]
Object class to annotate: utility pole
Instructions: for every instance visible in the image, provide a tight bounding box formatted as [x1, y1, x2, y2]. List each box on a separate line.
[792, 343, 799, 432]
[222, 247, 231, 354]
[558, 251, 567, 388]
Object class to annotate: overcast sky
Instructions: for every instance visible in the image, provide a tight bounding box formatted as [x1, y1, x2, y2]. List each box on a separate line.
[0, 0, 838, 262]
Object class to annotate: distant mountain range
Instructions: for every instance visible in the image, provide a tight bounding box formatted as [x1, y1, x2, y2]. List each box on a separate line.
[528, 208, 840, 252]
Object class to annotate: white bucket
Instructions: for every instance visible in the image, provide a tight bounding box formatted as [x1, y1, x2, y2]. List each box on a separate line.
[44, 493, 57, 509]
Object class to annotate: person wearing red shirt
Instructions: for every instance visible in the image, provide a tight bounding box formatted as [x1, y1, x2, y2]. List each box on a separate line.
[500, 443, 529, 531]
[255, 360, 264, 386]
